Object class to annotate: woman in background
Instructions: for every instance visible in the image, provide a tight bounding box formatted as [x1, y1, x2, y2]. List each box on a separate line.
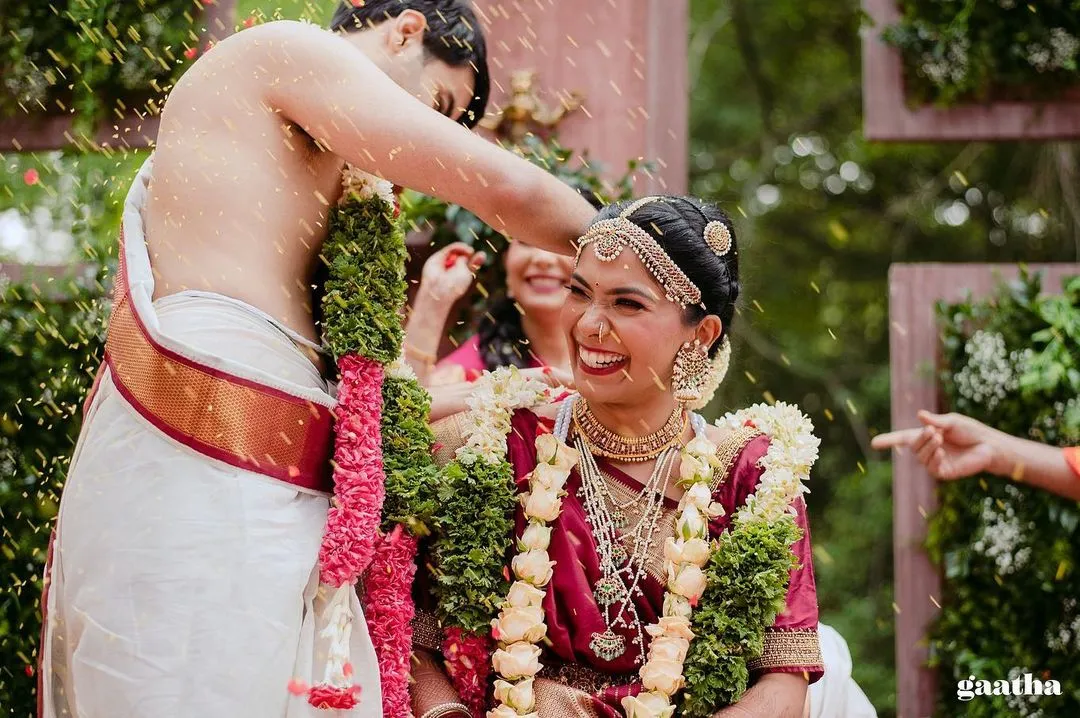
[404, 239, 573, 384]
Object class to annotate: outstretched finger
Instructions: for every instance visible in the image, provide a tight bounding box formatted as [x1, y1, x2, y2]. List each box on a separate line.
[870, 427, 922, 450]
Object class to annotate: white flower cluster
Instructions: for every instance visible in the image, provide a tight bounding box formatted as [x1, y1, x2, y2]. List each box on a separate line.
[459, 367, 552, 466]
[622, 433, 723, 718]
[1004, 667, 1044, 717]
[719, 402, 819, 525]
[1046, 598, 1080, 654]
[1027, 28, 1078, 73]
[954, 330, 1020, 410]
[339, 164, 395, 207]
[920, 36, 970, 87]
[489, 433, 580, 718]
[386, 355, 418, 382]
[1032, 398, 1080, 443]
[972, 491, 1032, 575]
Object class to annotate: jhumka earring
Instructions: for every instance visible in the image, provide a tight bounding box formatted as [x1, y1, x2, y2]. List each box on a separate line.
[671, 338, 710, 404]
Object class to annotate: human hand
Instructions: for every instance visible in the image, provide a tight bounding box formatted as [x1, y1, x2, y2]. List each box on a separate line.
[418, 242, 487, 304]
[522, 365, 575, 393]
[871, 410, 1000, 480]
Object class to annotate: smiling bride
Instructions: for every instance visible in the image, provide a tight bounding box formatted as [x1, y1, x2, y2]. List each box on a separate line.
[411, 196, 824, 718]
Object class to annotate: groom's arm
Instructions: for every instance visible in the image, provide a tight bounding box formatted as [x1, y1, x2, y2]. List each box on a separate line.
[713, 673, 809, 718]
[258, 21, 595, 255]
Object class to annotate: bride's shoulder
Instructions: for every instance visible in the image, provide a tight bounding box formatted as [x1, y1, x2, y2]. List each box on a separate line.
[703, 401, 820, 456]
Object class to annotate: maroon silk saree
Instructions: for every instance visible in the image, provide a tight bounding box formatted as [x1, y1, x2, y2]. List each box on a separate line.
[412, 407, 823, 717]
[504, 409, 823, 716]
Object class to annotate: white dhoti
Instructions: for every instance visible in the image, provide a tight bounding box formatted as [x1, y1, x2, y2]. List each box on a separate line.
[40, 159, 382, 718]
[808, 623, 878, 718]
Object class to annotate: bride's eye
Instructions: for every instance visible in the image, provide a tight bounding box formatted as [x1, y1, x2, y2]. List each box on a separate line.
[615, 298, 644, 311]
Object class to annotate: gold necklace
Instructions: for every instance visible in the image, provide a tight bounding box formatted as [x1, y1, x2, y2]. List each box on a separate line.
[573, 399, 686, 463]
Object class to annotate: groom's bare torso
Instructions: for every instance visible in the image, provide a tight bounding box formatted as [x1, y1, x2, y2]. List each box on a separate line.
[141, 20, 596, 349]
[145, 26, 349, 345]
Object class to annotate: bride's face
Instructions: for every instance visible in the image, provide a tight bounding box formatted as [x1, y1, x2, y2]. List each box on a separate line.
[561, 249, 693, 408]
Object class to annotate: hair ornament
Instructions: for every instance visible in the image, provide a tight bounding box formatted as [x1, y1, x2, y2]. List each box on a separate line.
[703, 221, 732, 257]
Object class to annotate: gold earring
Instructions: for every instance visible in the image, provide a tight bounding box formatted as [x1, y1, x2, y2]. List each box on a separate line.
[672, 339, 710, 404]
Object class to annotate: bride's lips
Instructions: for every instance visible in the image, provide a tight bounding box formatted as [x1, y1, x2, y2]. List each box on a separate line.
[575, 343, 628, 377]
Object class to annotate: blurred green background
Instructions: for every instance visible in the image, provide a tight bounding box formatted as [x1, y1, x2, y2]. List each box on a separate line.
[3, 1, 1080, 716]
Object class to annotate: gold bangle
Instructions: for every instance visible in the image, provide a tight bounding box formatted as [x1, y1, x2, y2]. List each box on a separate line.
[419, 703, 471, 718]
[1011, 460, 1026, 482]
[404, 343, 437, 365]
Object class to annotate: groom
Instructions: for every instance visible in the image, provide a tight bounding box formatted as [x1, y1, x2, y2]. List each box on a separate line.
[39, 2, 595, 717]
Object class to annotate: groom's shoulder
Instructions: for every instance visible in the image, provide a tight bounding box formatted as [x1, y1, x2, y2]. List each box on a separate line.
[212, 19, 346, 59]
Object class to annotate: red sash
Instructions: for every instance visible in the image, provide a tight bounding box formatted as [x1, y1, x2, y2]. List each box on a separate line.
[100, 229, 335, 493]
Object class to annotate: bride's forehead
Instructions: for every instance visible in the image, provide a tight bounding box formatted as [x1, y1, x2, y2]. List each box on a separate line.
[573, 249, 657, 286]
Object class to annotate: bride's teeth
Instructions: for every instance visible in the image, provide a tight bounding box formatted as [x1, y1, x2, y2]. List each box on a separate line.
[578, 347, 627, 369]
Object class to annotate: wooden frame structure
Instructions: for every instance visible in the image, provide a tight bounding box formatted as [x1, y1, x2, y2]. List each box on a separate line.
[0, 0, 237, 152]
[863, 0, 1080, 141]
[887, 262, 1080, 718]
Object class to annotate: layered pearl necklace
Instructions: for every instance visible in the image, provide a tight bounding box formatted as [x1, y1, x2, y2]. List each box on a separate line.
[570, 397, 688, 664]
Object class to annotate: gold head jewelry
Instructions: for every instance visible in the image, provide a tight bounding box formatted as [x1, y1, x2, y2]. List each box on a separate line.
[575, 197, 703, 307]
[574, 197, 736, 307]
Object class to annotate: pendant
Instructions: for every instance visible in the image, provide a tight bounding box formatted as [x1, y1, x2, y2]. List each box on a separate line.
[590, 628, 626, 662]
[611, 542, 629, 566]
[612, 508, 628, 529]
[593, 576, 627, 608]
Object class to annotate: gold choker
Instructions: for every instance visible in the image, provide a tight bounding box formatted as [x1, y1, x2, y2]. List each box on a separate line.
[572, 399, 686, 463]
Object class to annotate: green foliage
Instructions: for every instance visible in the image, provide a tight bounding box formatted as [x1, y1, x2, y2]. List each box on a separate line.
[0, 151, 145, 265]
[927, 272, 1080, 716]
[680, 518, 802, 717]
[430, 459, 516, 634]
[379, 374, 440, 535]
[321, 193, 408, 364]
[0, 272, 107, 717]
[0, 1, 197, 129]
[324, 188, 441, 537]
[688, 1, 1079, 712]
[883, 0, 1080, 106]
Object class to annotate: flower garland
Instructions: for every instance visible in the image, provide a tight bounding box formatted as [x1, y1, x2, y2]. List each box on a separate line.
[620, 421, 722, 718]
[488, 431, 580, 716]
[295, 166, 437, 713]
[430, 366, 553, 716]
[678, 401, 819, 717]
[458, 391, 817, 718]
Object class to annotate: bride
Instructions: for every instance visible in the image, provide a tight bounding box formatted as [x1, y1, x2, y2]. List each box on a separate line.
[411, 195, 823, 718]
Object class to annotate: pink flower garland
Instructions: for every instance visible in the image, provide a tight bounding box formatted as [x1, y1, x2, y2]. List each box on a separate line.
[442, 628, 495, 718]
[363, 524, 419, 717]
[308, 353, 386, 708]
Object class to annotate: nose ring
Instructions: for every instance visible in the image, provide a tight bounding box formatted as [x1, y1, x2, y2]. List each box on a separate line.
[598, 320, 606, 345]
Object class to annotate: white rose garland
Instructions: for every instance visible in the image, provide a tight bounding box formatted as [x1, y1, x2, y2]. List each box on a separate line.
[488, 430, 580, 718]
[478, 395, 818, 717]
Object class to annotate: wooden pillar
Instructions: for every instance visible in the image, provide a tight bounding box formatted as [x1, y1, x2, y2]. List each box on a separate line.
[887, 262, 1079, 718]
[472, 0, 689, 194]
